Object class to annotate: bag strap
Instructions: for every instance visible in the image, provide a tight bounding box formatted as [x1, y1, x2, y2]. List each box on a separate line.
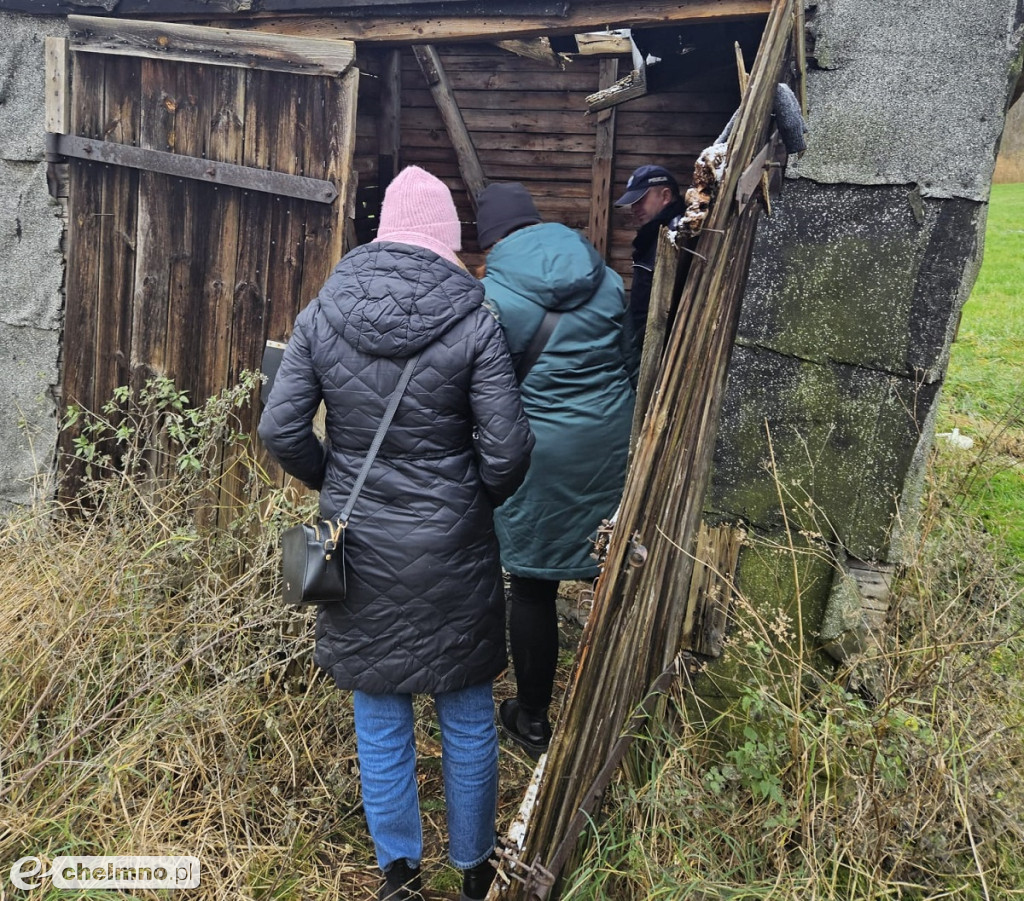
[514, 309, 561, 383]
[338, 352, 420, 526]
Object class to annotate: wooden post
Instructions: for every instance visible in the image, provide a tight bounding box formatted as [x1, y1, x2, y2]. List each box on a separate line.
[794, 3, 808, 113]
[413, 44, 487, 207]
[332, 66, 360, 263]
[735, 40, 772, 214]
[45, 37, 71, 135]
[628, 228, 680, 454]
[378, 48, 402, 190]
[588, 58, 618, 258]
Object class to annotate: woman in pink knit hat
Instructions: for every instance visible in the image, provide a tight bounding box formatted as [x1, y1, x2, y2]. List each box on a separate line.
[260, 166, 534, 901]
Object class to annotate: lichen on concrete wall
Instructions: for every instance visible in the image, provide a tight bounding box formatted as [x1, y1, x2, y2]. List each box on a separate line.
[0, 12, 67, 512]
[705, 0, 1023, 675]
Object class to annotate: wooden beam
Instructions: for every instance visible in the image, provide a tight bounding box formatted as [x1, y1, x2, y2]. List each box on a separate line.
[734, 40, 772, 213]
[587, 58, 618, 258]
[44, 37, 70, 135]
[69, 15, 356, 77]
[378, 49, 403, 189]
[235, 1, 773, 44]
[573, 32, 634, 56]
[413, 45, 487, 207]
[493, 37, 564, 67]
[585, 66, 647, 114]
[51, 133, 339, 203]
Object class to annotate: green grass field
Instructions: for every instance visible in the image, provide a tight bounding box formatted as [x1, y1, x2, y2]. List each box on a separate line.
[941, 182, 1024, 559]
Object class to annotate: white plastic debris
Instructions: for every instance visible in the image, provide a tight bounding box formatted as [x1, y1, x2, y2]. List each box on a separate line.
[936, 427, 974, 449]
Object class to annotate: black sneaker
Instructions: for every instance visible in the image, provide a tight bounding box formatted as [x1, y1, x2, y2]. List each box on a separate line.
[459, 857, 497, 901]
[498, 698, 551, 760]
[379, 859, 422, 901]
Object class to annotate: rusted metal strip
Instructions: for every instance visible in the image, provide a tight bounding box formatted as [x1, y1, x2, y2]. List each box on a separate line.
[50, 133, 339, 204]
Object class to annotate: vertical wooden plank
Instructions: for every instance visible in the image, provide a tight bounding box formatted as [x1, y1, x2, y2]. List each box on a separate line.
[195, 64, 245, 404]
[131, 57, 184, 393]
[45, 37, 70, 135]
[588, 57, 618, 257]
[297, 73, 338, 316]
[94, 54, 140, 407]
[60, 49, 104, 493]
[378, 48, 402, 190]
[63, 52, 106, 413]
[328, 66, 360, 265]
[219, 67, 277, 513]
[266, 73, 308, 347]
[161, 60, 207, 398]
[794, 3, 807, 113]
[59, 50, 106, 491]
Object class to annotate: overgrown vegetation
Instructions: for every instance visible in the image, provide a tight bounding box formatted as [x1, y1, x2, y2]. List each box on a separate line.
[0, 373, 554, 900]
[560, 460, 1024, 899]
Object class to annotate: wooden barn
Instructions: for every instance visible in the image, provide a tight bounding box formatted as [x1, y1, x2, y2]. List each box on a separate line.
[32, 1, 777, 501]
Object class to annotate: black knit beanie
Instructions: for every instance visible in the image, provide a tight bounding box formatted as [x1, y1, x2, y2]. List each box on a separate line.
[476, 182, 542, 249]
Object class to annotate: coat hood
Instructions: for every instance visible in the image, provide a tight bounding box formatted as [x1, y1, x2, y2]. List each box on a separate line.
[482, 222, 605, 314]
[316, 242, 484, 358]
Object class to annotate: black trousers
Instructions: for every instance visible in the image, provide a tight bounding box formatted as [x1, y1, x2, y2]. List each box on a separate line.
[508, 575, 560, 715]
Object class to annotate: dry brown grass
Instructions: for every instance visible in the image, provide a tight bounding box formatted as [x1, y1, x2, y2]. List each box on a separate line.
[0, 378, 565, 900]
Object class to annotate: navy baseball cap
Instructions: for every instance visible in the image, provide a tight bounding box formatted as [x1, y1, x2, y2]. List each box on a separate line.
[614, 165, 679, 206]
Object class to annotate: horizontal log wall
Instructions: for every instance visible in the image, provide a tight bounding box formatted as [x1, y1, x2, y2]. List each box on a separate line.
[353, 41, 742, 289]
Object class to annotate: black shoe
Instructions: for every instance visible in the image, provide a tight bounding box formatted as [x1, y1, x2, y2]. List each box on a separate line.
[379, 859, 421, 901]
[498, 698, 551, 760]
[459, 857, 497, 901]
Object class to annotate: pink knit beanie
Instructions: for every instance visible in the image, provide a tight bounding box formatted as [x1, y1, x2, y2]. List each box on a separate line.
[375, 165, 462, 265]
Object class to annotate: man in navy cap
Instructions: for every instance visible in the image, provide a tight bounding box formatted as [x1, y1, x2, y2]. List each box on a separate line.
[614, 164, 685, 354]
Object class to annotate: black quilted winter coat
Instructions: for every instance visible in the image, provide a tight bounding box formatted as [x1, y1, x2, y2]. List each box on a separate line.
[258, 242, 534, 695]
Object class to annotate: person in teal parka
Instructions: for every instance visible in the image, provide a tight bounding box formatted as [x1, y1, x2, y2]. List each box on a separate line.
[476, 182, 637, 759]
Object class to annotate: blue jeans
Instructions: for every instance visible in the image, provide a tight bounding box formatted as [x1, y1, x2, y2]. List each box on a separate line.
[353, 681, 498, 872]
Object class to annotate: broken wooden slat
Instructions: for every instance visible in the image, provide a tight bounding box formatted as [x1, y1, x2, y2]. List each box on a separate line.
[69, 15, 356, 77]
[587, 58, 618, 257]
[494, 37, 564, 67]
[794, 2, 808, 113]
[682, 521, 745, 657]
[734, 40, 772, 214]
[735, 137, 772, 211]
[52, 134, 338, 204]
[330, 68, 361, 270]
[573, 31, 634, 56]
[585, 67, 647, 114]
[413, 45, 487, 207]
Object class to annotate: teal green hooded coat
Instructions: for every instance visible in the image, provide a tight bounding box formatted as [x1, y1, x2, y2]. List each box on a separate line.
[482, 221, 637, 580]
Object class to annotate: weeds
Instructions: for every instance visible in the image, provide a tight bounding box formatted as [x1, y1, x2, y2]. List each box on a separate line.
[0, 376, 378, 899]
[559, 436, 1024, 900]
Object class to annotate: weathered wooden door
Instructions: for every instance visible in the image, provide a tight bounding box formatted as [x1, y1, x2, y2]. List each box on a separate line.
[55, 16, 357, 500]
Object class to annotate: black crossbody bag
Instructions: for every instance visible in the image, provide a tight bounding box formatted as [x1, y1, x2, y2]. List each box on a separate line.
[280, 353, 420, 605]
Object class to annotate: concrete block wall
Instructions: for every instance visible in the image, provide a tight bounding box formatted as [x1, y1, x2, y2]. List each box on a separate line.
[706, 0, 1023, 666]
[0, 12, 67, 511]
